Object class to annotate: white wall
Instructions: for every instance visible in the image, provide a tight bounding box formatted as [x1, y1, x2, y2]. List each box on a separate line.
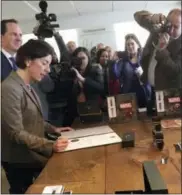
[22, 29, 78, 61]
[77, 20, 150, 52]
[78, 25, 117, 50]
[114, 21, 150, 51]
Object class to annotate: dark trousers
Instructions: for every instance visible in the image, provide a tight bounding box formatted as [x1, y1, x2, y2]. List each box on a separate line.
[62, 99, 78, 127]
[2, 162, 42, 194]
[146, 86, 156, 116]
[62, 107, 78, 127]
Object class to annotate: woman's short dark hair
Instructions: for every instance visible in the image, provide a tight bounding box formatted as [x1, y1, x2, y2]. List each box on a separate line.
[96, 48, 107, 63]
[72, 47, 90, 58]
[72, 47, 91, 64]
[16, 39, 56, 69]
[1, 19, 18, 35]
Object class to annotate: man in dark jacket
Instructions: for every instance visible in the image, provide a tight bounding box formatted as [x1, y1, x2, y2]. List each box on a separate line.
[134, 8, 181, 90]
[1, 19, 22, 82]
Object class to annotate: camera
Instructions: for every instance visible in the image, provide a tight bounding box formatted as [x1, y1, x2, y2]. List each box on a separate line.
[152, 16, 172, 36]
[33, 0, 59, 39]
[56, 57, 83, 79]
[152, 18, 172, 49]
[160, 20, 172, 34]
[33, 0, 82, 79]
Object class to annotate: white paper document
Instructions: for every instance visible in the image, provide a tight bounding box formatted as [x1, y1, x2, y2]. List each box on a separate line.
[61, 125, 114, 139]
[61, 132, 122, 152]
[42, 185, 64, 194]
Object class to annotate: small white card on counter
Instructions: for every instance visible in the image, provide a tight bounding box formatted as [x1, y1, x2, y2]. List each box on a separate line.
[107, 96, 117, 118]
[42, 185, 64, 194]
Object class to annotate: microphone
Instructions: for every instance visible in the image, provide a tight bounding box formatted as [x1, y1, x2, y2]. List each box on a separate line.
[39, 0, 48, 13]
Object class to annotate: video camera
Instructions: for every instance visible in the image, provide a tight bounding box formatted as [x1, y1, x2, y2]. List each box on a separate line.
[33, 0, 59, 39]
[33, 0, 82, 79]
[152, 17, 172, 49]
[153, 16, 172, 35]
[159, 20, 172, 34]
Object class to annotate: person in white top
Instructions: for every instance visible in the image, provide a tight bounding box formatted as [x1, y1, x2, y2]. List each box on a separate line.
[1, 19, 22, 81]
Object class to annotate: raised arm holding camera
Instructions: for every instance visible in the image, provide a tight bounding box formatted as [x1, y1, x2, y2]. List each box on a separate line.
[134, 8, 181, 90]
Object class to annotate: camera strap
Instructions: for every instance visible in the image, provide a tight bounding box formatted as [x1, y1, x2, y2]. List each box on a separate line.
[148, 46, 158, 87]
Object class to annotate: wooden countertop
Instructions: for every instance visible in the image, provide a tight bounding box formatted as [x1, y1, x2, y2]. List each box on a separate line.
[26, 121, 181, 194]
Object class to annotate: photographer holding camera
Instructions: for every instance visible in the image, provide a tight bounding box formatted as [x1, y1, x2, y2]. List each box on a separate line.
[62, 47, 104, 126]
[134, 8, 181, 90]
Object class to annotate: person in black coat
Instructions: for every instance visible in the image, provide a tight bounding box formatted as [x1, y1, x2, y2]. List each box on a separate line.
[96, 48, 109, 97]
[63, 47, 104, 126]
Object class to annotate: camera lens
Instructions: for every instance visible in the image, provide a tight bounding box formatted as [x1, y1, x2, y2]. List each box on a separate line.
[48, 14, 57, 22]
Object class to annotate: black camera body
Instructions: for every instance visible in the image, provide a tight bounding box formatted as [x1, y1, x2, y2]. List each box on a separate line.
[160, 20, 172, 34]
[33, 0, 59, 39]
[50, 56, 83, 80]
[33, 0, 83, 79]
[63, 57, 83, 73]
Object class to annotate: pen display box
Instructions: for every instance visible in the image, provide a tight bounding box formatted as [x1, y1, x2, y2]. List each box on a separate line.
[77, 100, 103, 123]
[107, 93, 138, 123]
[155, 88, 181, 119]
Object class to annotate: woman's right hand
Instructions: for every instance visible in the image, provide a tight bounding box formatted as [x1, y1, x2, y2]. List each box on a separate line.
[71, 67, 85, 83]
[53, 137, 69, 152]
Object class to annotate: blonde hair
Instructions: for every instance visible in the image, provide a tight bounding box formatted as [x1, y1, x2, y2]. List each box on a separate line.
[67, 41, 76, 45]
